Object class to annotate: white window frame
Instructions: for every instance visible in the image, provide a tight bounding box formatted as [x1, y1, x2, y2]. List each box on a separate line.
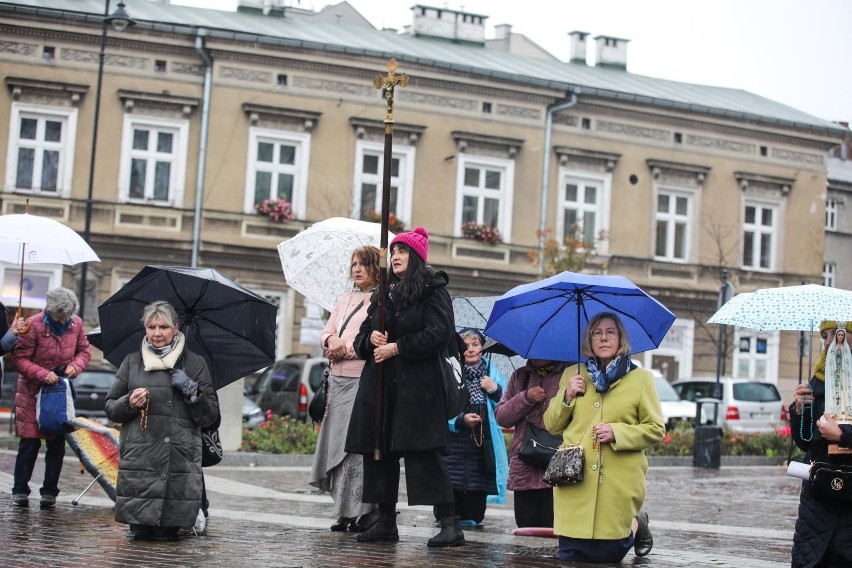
[654, 186, 696, 263]
[824, 262, 836, 287]
[0, 262, 63, 310]
[454, 154, 514, 243]
[825, 198, 838, 231]
[640, 317, 694, 379]
[741, 199, 780, 272]
[118, 115, 189, 207]
[732, 329, 779, 383]
[555, 170, 611, 256]
[351, 140, 415, 225]
[5, 103, 77, 196]
[244, 128, 311, 218]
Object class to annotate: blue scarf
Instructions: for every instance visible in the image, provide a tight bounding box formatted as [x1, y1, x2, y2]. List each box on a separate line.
[44, 313, 72, 337]
[464, 360, 489, 405]
[585, 355, 635, 393]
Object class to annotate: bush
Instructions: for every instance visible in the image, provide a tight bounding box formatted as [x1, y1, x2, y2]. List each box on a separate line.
[255, 197, 294, 222]
[647, 424, 792, 457]
[241, 413, 317, 454]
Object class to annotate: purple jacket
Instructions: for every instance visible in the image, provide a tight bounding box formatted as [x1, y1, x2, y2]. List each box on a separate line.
[494, 361, 568, 491]
[14, 313, 91, 439]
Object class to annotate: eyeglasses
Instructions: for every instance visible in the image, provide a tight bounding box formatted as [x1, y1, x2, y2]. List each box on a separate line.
[591, 329, 619, 340]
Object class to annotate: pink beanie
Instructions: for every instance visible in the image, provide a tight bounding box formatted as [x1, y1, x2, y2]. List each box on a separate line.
[390, 226, 429, 262]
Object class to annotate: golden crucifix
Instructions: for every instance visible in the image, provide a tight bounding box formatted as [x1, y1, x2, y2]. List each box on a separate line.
[371, 58, 407, 461]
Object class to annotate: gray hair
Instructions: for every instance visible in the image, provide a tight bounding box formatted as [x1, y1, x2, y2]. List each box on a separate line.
[45, 287, 79, 320]
[141, 301, 179, 329]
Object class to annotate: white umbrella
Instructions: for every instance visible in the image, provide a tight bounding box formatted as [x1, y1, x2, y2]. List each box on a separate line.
[277, 217, 394, 311]
[0, 212, 100, 315]
[707, 284, 852, 331]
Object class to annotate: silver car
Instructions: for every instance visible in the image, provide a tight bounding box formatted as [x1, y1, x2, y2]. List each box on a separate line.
[671, 377, 787, 433]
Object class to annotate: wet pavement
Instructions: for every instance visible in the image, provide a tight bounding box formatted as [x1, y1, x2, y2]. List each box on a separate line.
[0, 445, 800, 568]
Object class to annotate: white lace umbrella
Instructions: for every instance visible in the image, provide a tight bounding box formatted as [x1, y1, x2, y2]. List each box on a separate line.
[707, 284, 852, 331]
[277, 217, 394, 311]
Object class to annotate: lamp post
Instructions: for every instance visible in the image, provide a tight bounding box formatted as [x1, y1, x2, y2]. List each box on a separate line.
[78, 0, 134, 323]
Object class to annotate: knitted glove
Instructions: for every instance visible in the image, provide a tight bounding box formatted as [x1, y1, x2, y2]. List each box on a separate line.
[171, 369, 199, 398]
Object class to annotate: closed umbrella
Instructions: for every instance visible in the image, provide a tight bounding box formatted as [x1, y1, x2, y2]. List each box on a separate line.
[65, 416, 120, 504]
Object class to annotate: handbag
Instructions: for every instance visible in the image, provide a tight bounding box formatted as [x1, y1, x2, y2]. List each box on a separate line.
[809, 461, 852, 503]
[201, 424, 223, 467]
[36, 377, 76, 436]
[517, 371, 563, 469]
[440, 332, 469, 419]
[543, 444, 585, 486]
[310, 299, 364, 424]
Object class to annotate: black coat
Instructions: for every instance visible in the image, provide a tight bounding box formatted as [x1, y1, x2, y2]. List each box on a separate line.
[345, 271, 455, 455]
[446, 388, 502, 494]
[790, 377, 852, 568]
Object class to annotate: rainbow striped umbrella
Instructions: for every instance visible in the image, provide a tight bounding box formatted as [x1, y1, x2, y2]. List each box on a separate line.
[65, 416, 119, 502]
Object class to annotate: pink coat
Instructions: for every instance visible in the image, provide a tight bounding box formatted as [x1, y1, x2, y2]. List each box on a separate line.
[14, 313, 92, 439]
[494, 361, 568, 491]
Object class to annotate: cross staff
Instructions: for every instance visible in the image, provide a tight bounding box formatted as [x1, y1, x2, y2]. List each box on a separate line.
[372, 58, 407, 461]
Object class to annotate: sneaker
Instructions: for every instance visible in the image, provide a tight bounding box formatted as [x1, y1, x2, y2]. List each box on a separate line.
[39, 495, 56, 509]
[634, 511, 653, 557]
[12, 493, 28, 507]
[193, 509, 206, 534]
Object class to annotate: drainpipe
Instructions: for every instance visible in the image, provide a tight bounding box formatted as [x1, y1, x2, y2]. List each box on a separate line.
[191, 29, 212, 268]
[538, 92, 578, 275]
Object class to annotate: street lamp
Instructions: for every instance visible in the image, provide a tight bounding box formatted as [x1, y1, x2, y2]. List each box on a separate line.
[78, 0, 134, 323]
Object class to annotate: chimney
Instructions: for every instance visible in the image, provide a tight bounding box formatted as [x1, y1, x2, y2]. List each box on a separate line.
[594, 35, 629, 70]
[569, 30, 589, 64]
[494, 23, 512, 40]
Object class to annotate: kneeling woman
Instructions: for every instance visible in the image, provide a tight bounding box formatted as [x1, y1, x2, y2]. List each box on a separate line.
[105, 301, 219, 539]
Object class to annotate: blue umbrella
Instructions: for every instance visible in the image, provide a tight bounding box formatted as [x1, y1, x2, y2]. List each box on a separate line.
[484, 271, 676, 362]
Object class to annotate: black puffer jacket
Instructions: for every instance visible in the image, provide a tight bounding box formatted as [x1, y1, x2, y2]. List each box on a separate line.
[446, 389, 502, 493]
[105, 348, 218, 528]
[789, 377, 852, 568]
[346, 271, 455, 455]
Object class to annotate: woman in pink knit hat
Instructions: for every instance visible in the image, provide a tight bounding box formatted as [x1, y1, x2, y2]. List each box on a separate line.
[345, 227, 465, 547]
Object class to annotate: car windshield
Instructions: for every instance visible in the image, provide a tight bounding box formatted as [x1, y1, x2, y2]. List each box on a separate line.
[733, 382, 781, 403]
[256, 363, 301, 393]
[654, 376, 682, 402]
[75, 372, 115, 389]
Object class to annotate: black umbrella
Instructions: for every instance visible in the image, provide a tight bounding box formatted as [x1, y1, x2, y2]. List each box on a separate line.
[97, 266, 278, 390]
[86, 326, 103, 351]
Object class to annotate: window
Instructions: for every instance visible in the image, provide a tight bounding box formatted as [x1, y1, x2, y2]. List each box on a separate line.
[824, 263, 836, 287]
[742, 202, 777, 270]
[118, 115, 188, 206]
[655, 190, 691, 262]
[826, 198, 838, 231]
[43, 46, 55, 60]
[482, 102, 492, 114]
[733, 330, 778, 381]
[455, 155, 514, 242]
[244, 128, 311, 218]
[154, 60, 166, 72]
[277, 74, 287, 86]
[5, 104, 77, 196]
[352, 140, 414, 224]
[557, 174, 609, 250]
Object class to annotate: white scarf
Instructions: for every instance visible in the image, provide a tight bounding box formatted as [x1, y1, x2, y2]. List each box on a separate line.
[825, 325, 852, 420]
[141, 332, 186, 372]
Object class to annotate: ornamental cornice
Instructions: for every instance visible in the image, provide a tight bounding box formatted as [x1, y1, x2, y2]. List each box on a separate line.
[555, 146, 621, 172]
[735, 171, 795, 196]
[646, 159, 711, 186]
[452, 131, 524, 157]
[5, 76, 89, 105]
[118, 89, 199, 116]
[350, 117, 426, 144]
[243, 103, 321, 131]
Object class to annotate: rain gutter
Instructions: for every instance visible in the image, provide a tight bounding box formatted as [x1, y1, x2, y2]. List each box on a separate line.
[190, 28, 212, 268]
[538, 92, 578, 275]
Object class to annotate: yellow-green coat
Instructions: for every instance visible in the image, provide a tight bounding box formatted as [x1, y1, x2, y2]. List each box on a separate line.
[543, 364, 664, 540]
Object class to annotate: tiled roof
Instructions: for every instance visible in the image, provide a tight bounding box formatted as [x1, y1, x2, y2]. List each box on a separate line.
[1, 0, 845, 136]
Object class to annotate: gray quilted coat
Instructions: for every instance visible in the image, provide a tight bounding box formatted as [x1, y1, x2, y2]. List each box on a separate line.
[105, 348, 218, 528]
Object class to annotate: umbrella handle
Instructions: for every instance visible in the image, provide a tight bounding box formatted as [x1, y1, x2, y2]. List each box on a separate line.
[71, 473, 102, 507]
[13, 306, 31, 335]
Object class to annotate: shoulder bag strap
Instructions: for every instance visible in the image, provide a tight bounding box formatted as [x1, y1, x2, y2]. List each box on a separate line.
[337, 300, 365, 337]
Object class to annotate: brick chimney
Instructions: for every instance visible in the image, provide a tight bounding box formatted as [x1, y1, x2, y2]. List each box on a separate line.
[594, 35, 629, 70]
[569, 30, 589, 65]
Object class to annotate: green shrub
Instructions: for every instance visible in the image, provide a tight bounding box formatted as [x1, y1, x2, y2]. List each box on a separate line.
[241, 415, 318, 454]
[647, 424, 792, 457]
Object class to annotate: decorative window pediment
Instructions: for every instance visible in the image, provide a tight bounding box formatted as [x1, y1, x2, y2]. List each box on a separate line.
[119, 90, 199, 118]
[646, 159, 710, 188]
[452, 131, 523, 159]
[6, 77, 88, 107]
[350, 117, 425, 145]
[735, 171, 794, 197]
[557, 146, 621, 173]
[243, 103, 320, 132]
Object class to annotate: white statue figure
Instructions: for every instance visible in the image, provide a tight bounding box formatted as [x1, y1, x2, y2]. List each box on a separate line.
[825, 325, 852, 422]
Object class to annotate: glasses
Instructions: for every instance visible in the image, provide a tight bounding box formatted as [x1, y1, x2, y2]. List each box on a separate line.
[591, 329, 619, 341]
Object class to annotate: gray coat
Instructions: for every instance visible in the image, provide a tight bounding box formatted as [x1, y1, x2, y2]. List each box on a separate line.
[105, 349, 218, 528]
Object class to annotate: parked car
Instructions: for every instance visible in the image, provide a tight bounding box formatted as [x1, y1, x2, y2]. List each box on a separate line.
[671, 377, 787, 432]
[248, 354, 328, 422]
[652, 373, 698, 429]
[243, 394, 263, 429]
[73, 367, 117, 421]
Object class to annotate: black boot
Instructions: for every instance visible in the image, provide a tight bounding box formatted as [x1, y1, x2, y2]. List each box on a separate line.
[356, 510, 399, 543]
[427, 516, 465, 547]
[634, 511, 653, 557]
[330, 516, 355, 532]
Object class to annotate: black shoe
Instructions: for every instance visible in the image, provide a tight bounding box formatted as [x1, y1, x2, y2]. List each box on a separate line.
[356, 512, 399, 543]
[634, 511, 653, 557]
[331, 517, 355, 532]
[427, 516, 465, 547]
[39, 494, 56, 509]
[349, 510, 379, 533]
[12, 493, 28, 507]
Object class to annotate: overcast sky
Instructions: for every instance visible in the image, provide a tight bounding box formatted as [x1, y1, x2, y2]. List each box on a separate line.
[170, 0, 852, 126]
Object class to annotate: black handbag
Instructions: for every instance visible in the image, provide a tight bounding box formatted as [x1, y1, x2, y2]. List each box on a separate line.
[440, 332, 469, 419]
[311, 300, 364, 424]
[810, 461, 852, 503]
[201, 424, 223, 467]
[517, 371, 563, 469]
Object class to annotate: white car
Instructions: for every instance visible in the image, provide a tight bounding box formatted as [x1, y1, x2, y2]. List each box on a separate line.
[652, 373, 698, 429]
[672, 377, 787, 433]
